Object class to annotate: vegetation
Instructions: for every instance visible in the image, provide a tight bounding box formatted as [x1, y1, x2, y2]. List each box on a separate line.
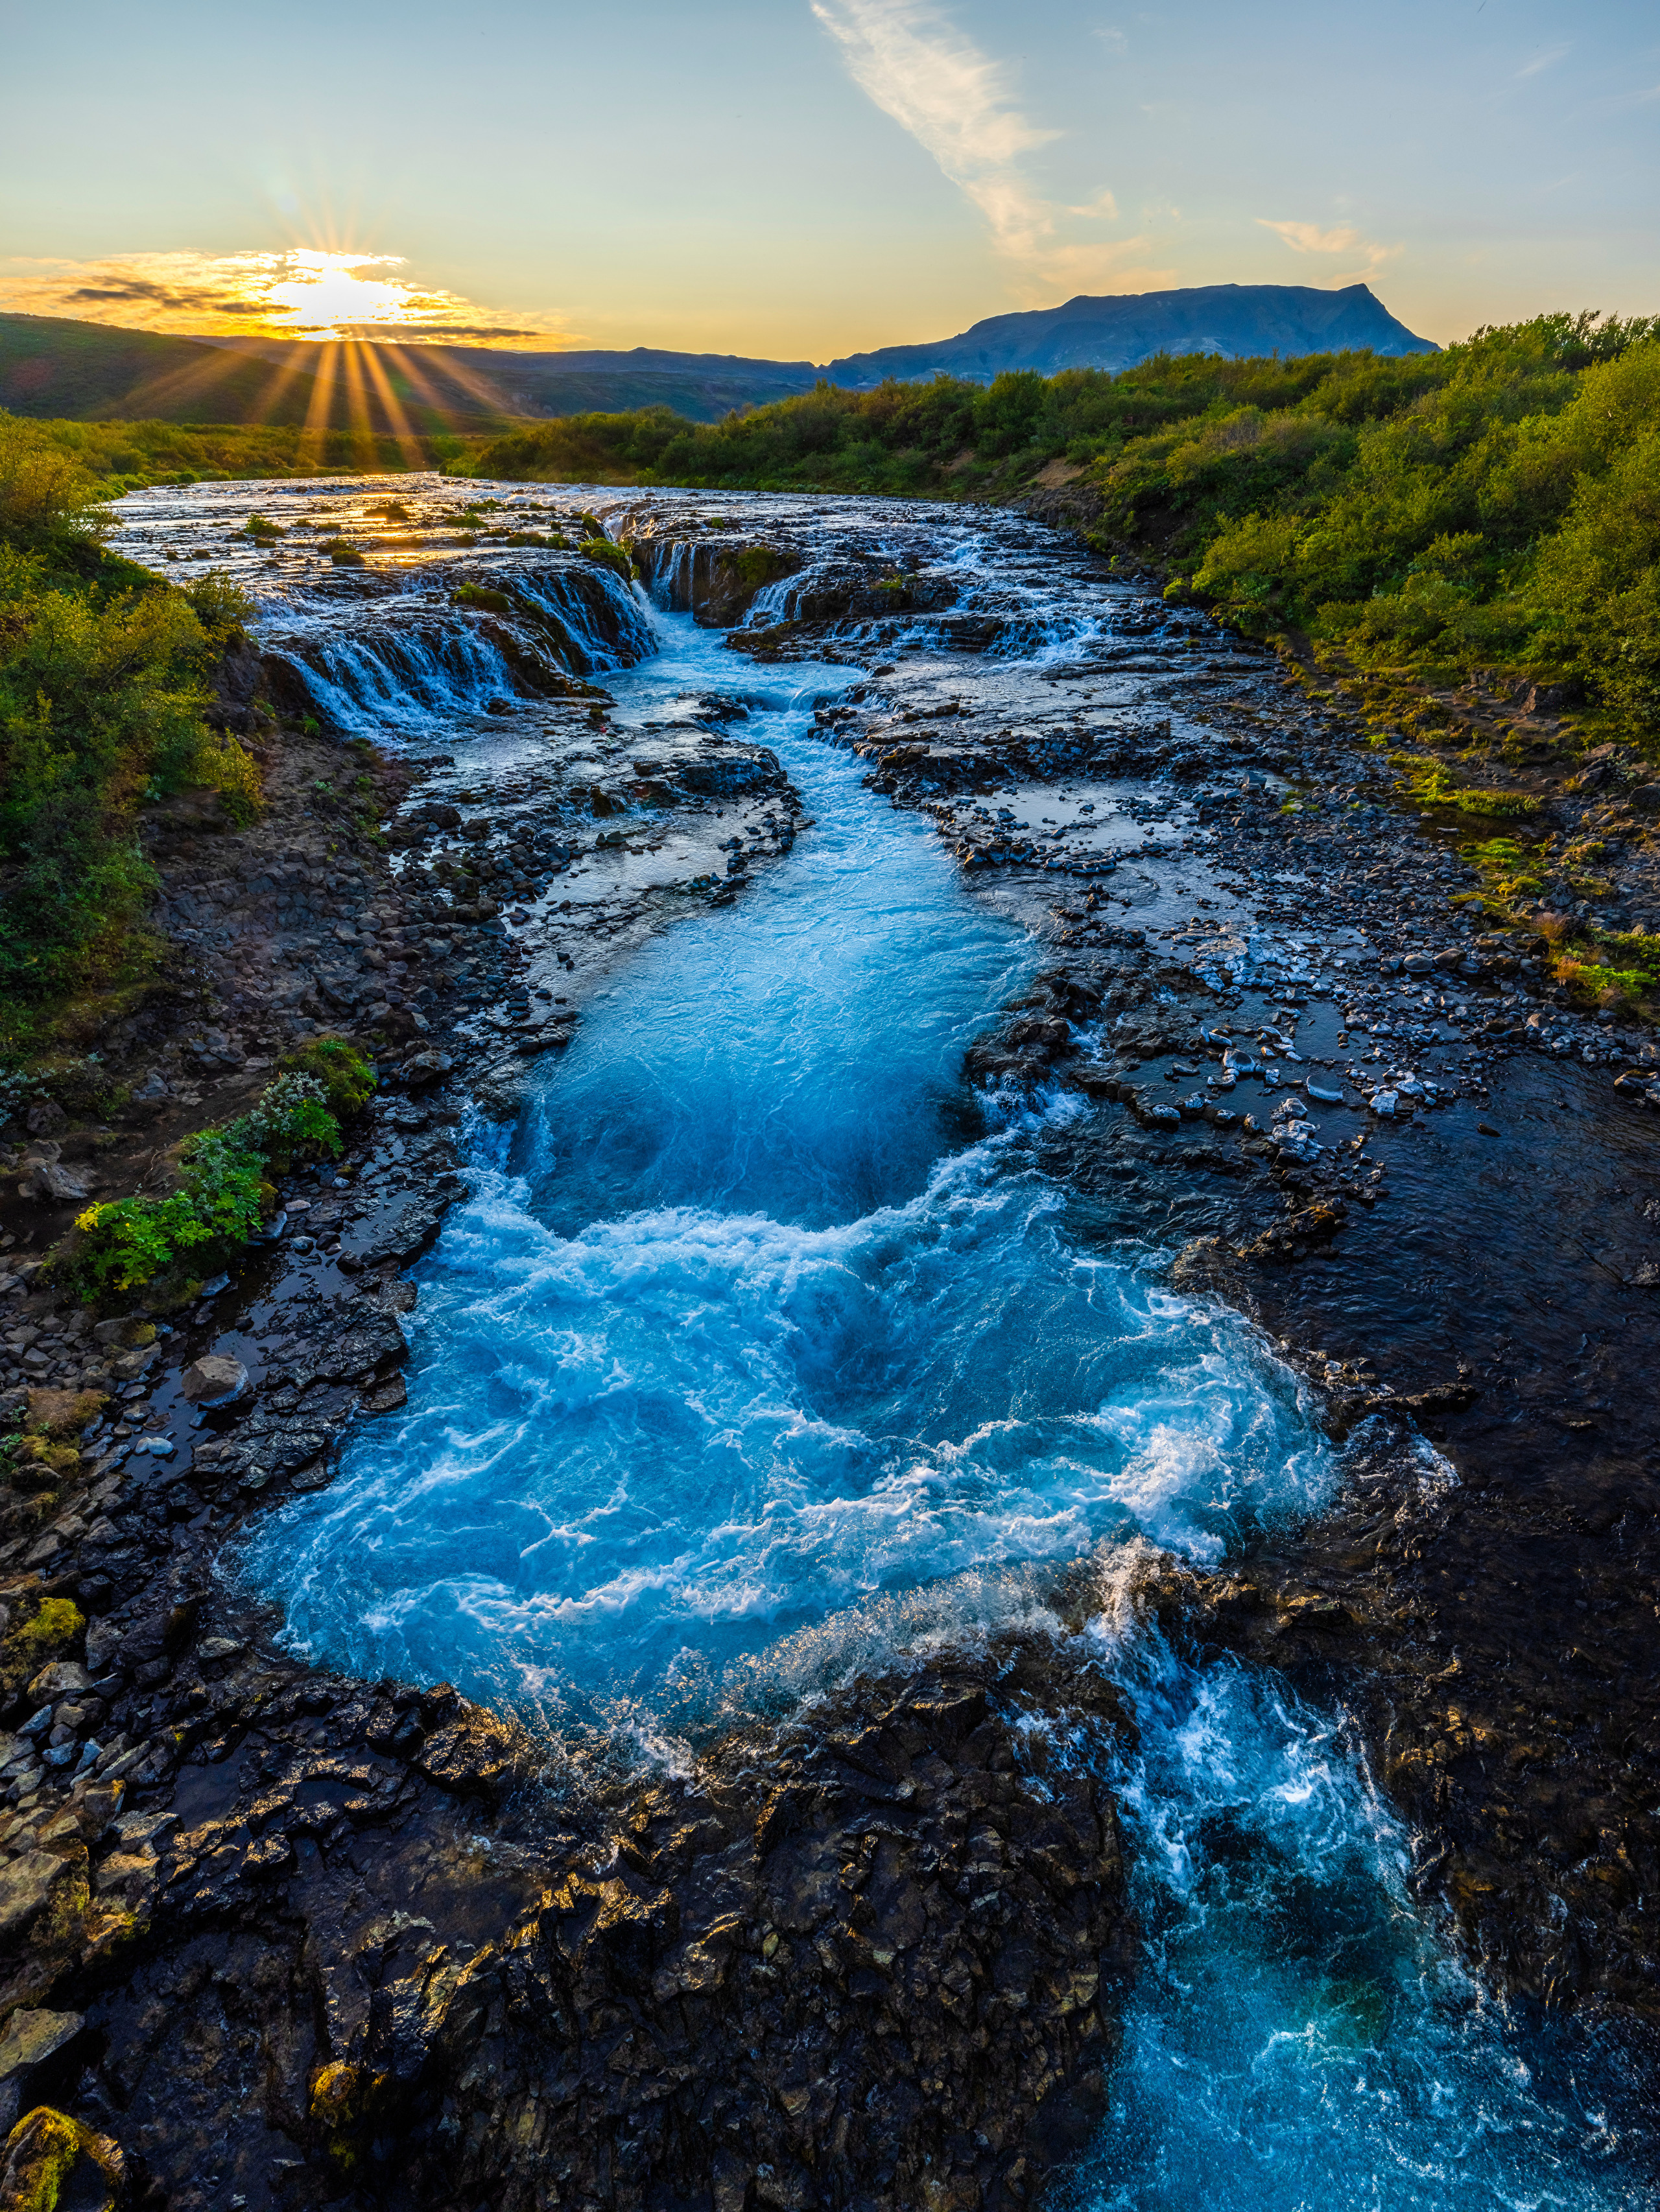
[0, 414, 267, 1060]
[3, 416, 490, 497]
[577, 536, 633, 580]
[0, 1592, 84, 1702]
[64, 1041, 374, 1299]
[468, 313, 1660, 740]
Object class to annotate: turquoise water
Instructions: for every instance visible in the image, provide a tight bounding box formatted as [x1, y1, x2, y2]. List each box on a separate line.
[237, 577, 1654, 2210]
[243, 609, 1330, 1733]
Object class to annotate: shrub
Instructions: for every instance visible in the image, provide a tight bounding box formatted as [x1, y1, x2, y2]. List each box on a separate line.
[452, 583, 512, 613]
[0, 419, 265, 1048]
[280, 1035, 375, 1120]
[226, 1070, 340, 1174]
[63, 1052, 368, 1297]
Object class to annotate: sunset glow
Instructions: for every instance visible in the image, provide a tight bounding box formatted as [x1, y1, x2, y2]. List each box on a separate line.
[0, 247, 567, 347]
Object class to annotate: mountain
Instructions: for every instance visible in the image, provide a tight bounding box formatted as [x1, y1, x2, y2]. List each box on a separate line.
[1, 286, 1436, 431]
[821, 285, 1436, 384]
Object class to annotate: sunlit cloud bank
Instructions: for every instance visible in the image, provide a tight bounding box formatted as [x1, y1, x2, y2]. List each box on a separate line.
[0, 249, 573, 347]
[811, 0, 1174, 303]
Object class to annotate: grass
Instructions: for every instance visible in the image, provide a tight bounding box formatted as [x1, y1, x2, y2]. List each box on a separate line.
[0, 414, 267, 1063]
[3, 416, 492, 496]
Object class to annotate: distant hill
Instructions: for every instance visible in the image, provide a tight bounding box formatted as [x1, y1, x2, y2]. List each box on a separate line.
[201, 337, 823, 423]
[821, 285, 1436, 384]
[2, 287, 1436, 432]
[0, 314, 335, 426]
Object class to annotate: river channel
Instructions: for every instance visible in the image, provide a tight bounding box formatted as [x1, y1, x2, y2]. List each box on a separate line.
[111, 478, 1659, 2211]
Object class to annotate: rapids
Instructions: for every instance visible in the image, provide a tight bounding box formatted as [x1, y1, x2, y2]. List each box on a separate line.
[111, 478, 1651, 2210]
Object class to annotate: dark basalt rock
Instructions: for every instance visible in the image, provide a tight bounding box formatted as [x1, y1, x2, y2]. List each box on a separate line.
[335, 1645, 1135, 2212]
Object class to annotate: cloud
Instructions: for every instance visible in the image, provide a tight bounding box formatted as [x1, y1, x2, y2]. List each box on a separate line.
[1006, 239, 1176, 306]
[1516, 40, 1570, 77]
[1256, 219, 1362, 255]
[0, 250, 571, 347]
[1255, 217, 1401, 286]
[812, 0, 1155, 303]
[812, 0, 1060, 254]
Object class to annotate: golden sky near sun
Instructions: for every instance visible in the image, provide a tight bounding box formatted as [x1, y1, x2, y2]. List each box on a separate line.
[0, 249, 572, 348]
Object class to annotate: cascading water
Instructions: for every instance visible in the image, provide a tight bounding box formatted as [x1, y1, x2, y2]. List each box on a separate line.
[190, 484, 1654, 2209]
[241, 611, 1333, 1735]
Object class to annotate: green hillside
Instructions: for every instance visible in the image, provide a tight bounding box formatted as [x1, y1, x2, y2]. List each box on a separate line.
[0, 314, 327, 425]
[0, 315, 512, 432]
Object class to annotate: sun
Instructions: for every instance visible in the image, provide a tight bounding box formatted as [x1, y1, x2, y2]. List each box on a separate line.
[261, 251, 449, 339]
[0, 246, 565, 348]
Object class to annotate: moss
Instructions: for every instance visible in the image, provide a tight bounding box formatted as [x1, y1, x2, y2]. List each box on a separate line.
[733, 547, 792, 589]
[451, 582, 512, 613]
[279, 1035, 375, 1120]
[0, 1595, 84, 1702]
[310, 2060, 387, 2171]
[24, 1388, 108, 1439]
[0, 2106, 123, 2212]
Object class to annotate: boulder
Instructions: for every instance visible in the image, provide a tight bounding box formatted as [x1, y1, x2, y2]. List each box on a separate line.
[178, 1354, 250, 1406]
[0, 2106, 124, 2212]
[25, 1660, 89, 1704]
[0, 2012, 82, 2132]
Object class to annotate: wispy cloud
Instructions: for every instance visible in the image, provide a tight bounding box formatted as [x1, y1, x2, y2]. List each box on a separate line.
[1257, 218, 1362, 255]
[811, 0, 1058, 254]
[0, 250, 569, 346]
[1516, 40, 1570, 77]
[1256, 217, 1401, 287]
[811, 0, 1169, 298]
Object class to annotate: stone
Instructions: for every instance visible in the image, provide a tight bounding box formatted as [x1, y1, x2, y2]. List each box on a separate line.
[0, 1850, 69, 1940]
[0, 2010, 82, 2128]
[0, 2106, 124, 2212]
[17, 1162, 93, 1204]
[26, 1661, 89, 1704]
[178, 1354, 249, 1406]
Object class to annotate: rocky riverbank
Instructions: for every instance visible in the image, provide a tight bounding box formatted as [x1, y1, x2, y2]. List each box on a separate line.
[0, 478, 1654, 2209]
[664, 495, 1660, 2030]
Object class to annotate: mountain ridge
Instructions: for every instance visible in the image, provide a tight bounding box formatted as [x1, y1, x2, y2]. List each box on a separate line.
[1, 285, 1436, 429]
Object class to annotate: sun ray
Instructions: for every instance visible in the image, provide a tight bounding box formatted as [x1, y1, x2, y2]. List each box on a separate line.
[356, 340, 427, 464]
[300, 339, 341, 451]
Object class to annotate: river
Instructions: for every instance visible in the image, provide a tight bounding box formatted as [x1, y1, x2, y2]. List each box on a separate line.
[112, 477, 1659, 2211]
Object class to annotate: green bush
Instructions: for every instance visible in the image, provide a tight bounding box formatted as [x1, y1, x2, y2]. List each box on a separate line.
[280, 1035, 375, 1120]
[0, 415, 266, 1053]
[64, 1053, 369, 1297]
[577, 537, 632, 579]
[452, 582, 512, 613]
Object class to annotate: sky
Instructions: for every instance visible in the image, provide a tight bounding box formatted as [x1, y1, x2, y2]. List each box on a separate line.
[1, 0, 1655, 359]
